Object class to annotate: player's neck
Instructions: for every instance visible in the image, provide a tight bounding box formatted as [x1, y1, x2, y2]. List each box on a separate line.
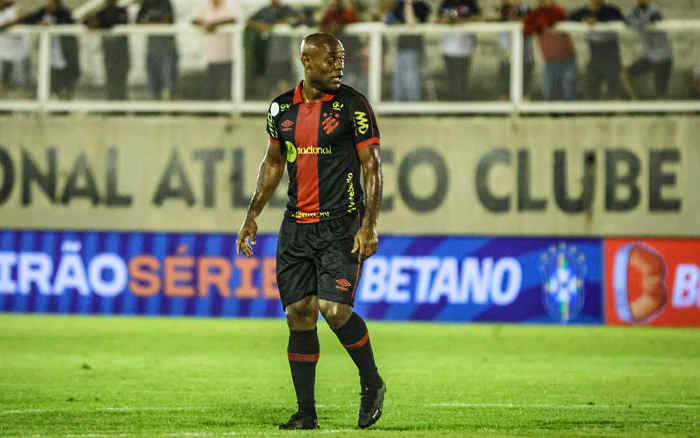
[300, 80, 328, 103]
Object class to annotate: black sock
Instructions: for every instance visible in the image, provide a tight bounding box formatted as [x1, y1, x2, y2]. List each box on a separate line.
[332, 313, 382, 389]
[287, 328, 319, 416]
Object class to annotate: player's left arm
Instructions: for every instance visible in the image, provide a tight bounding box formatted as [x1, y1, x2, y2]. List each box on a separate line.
[352, 145, 382, 261]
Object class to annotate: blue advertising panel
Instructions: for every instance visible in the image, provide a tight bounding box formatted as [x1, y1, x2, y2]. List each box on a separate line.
[0, 230, 285, 319]
[353, 236, 603, 324]
[0, 230, 603, 324]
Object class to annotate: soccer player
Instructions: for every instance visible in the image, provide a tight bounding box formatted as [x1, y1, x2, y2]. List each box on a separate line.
[236, 33, 385, 430]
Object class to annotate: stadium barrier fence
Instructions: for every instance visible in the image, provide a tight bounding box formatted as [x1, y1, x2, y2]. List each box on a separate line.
[0, 20, 699, 114]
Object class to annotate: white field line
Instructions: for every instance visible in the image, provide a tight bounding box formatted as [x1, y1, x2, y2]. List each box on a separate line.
[428, 402, 700, 409]
[4, 433, 359, 438]
[2, 402, 698, 417]
[0, 406, 216, 415]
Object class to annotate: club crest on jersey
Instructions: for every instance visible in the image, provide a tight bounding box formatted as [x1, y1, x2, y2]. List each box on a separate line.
[539, 243, 587, 323]
[281, 119, 294, 131]
[322, 112, 340, 135]
[354, 111, 369, 135]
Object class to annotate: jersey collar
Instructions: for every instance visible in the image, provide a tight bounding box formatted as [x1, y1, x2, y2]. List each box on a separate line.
[293, 81, 336, 104]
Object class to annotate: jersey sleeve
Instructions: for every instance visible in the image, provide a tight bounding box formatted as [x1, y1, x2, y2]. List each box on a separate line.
[265, 100, 281, 146]
[349, 92, 380, 151]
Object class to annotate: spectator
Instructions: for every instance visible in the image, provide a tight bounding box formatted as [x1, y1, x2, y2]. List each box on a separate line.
[137, 0, 178, 100]
[370, 0, 395, 22]
[621, 0, 673, 99]
[386, 0, 431, 102]
[0, 0, 31, 98]
[436, 0, 480, 101]
[570, 0, 624, 100]
[523, 0, 576, 101]
[490, 0, 534, 100]
[248, 0, 298, 98]
[1, 0, 80, 100]
[320, 0, 366, 93]
[84, 0, 131, 101]
[192, 0, 239, 101]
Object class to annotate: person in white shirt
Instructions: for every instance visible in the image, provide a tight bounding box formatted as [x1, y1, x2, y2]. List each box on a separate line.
[0, 0, 31, 98]
[192, 0, 239, 100]
[437, 0, 481, 101]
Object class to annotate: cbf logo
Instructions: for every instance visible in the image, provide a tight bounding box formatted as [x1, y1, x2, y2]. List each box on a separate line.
[539, 243, 586, 323]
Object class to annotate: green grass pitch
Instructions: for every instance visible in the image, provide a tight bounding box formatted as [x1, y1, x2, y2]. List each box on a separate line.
[0, 314, 698, 438]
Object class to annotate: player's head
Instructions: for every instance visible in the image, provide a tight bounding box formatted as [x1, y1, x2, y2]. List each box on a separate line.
[300, 33, 345, 92]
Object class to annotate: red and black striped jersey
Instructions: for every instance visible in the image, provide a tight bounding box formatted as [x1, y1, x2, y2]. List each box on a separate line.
[266, 81, 380, 223]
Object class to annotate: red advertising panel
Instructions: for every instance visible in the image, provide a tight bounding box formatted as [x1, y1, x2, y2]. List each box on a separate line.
[605, 239, 700, 327]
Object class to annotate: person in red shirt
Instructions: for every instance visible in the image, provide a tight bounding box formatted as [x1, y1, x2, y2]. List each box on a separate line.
[320, 0, 368, 93]
[523, 0, 577, 100]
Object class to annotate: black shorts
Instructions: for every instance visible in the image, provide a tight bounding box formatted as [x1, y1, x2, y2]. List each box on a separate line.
[276, 213, 362, 310]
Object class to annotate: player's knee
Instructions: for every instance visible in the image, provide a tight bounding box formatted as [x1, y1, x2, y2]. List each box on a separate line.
[285, 297, 318, 329]
[319, 302, 352, 329]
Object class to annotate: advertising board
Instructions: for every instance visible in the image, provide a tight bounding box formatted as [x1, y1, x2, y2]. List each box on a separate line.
[0, 230, 603, 324]
[605, 238, 700, 327]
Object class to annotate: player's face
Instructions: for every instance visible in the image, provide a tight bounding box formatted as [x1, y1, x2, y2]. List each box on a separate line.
[308, 43, 345, 92]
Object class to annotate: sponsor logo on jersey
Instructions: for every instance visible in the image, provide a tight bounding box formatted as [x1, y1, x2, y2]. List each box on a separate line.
[281, 119, 294, 131]
[346, 172, 357, 213]
[354, 111, 369, 135]
[292, 210, 330, 219]
[285, 141, 332, 163]
[322, 112, 340, 135]
[267, 113, 278, 139]
[285, 141, 297, 162]
[539, 243, 586, 323]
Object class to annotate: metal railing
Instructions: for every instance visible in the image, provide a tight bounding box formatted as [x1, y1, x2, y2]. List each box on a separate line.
[0, 20, 698, 115]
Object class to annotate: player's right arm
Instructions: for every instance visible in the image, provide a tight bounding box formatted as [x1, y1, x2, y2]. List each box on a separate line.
[236, 139, 285, 257]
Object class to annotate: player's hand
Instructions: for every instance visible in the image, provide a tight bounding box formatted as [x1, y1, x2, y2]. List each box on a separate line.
[236, 217, 258, 257]
[351, 224, 378, 262]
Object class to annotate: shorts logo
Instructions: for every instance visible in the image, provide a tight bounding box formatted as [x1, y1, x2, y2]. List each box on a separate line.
[322, 112, 340, 135]
[285, 141, 297, 163]
[540, 243, 586, 323]
[336, 278, 352, 292]
[613, 243, 667, 324]
[281, 119, 294, 131]
[354, 111, 369, 135]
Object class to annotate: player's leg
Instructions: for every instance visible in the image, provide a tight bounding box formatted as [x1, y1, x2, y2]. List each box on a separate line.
[279, 296, 320, 429]
[276, 220, 321, 430]
[315, 215, 385, 428]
